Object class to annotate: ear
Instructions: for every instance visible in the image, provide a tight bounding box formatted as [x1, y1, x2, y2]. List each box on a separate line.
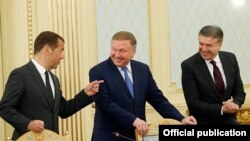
[43, 45, 52, 54]
[132, 49, 136, 58]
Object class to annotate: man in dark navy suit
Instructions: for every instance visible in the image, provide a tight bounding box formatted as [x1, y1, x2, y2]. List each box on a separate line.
[90, 31, 197, 141]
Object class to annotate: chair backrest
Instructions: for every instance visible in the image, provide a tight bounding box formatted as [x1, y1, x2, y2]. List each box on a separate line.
[237, 107, 250, 125]
[135, 118, 181, 141]
[6, 129, 72, 141]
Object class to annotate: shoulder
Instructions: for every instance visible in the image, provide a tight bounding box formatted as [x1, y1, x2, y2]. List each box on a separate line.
[131, 59, 149, 68]
[181, 52, 200, 66]
[219, 51, 236, 58]
[90, 59, 109, 71]
[9, 63, 30, 76]
[219, 51, 238, 63]
[130, 60, 151, 74]
[5, 63, 32, 85]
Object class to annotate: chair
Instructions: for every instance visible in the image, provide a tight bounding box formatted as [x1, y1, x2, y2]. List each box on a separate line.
[135, 118, 181, 141]
[6, 129, 72, 141]
[237, 107, 250, 125]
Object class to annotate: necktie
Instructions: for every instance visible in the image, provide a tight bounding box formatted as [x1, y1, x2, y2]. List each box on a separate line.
[121, 67, 134, 97]
[45, 71, 54, 99]
[210, 60, 225, 98]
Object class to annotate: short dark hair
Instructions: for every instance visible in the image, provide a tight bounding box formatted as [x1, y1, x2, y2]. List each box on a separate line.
[34, 31, 64, 54]
[112, 31, 137, 48]
[199, 25, 223, 43]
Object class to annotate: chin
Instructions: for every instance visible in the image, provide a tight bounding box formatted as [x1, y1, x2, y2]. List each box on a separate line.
[113, 61, 122, 67]
[200, 54, 210, 60]
[201, 56, 210, 60]
[114, 63, 122, 67]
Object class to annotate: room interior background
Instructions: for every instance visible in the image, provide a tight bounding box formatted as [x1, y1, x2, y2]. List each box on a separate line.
[0, 0, 249, 141]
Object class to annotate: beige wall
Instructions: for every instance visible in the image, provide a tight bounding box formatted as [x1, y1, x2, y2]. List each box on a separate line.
[0, 0, 4, 140]
[0, 0, 249, 141]
[1, 0, 29, 140]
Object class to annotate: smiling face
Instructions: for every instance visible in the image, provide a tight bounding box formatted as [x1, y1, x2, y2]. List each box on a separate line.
[198, 25, 224, 60]
[198, 35, 221, 60]
[110, 39, 135, 67]
[110, 31, 137, 67]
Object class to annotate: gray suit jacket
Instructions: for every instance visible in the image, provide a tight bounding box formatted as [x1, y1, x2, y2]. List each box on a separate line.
[181, 51, 246, 124]
[0, 61, 92, 140]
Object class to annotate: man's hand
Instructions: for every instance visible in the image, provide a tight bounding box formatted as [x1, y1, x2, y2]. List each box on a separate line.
[84, 80, 104, 96]
[181, 116, 197, 125]
[27, 120, 45, 133]
[222, 98, 239, 114]
[133, 118, 149, 136]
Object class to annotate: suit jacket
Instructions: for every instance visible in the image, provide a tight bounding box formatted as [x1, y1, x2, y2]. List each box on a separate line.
[181, 51, 246, 124]
[89, 57, 184, 141]
[0, 61, 92, 140]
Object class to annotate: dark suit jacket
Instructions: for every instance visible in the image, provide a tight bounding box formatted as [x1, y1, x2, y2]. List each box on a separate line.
[0, 61, 92, 140]
[181, 51, 246, 124]
[89, 58, 184, 141]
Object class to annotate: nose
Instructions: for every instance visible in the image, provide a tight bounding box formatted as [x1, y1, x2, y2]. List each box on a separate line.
[113, 51, 121, 57]
[60, 53, 64, 59]
[200, 45, 208, 51]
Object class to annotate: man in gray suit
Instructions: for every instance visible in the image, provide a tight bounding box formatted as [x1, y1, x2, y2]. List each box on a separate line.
[181, 25, 246, 124]
[0, 31, 103, 140]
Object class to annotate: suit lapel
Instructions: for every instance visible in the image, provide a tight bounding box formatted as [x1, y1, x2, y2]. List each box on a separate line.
[46, 71, 55, 105]
[130, 61, 139, 100]
[108, 58, 134, 100]
[51, 74, 60, 111]
[219, 53, 232, 97]
[197, 55, 215, 89]
[27, 61, 54, 109]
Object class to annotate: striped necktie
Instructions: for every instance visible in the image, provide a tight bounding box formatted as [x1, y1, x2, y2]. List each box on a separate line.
[121, 67, 134, 98]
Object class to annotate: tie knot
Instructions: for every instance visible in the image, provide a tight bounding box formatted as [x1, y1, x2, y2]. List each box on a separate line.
[210, 60, 216, 66]
[121, 67, 128, 72]
[45, 71, 49, 76]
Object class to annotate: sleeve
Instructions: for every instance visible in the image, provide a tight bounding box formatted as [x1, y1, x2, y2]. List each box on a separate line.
[58, 87, 93, 118]
[0, 70, 30, 132]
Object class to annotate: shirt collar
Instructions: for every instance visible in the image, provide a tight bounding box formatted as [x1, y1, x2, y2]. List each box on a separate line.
[31, 58, 47, 75]
[118, 62, 132, 72]
[205, 53, 221, 65]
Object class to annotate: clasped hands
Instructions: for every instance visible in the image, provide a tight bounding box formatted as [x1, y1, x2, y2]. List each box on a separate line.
[222, 97, 239, 114]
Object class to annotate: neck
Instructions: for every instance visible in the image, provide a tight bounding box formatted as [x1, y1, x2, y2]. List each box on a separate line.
[33, 54, 50, 70]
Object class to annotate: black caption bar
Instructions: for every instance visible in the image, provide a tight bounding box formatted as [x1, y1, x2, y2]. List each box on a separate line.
[159, 125, 250, 140]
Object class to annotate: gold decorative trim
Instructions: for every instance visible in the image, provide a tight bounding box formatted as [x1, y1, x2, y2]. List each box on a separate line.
[27, 0, 33, 58]
[237, 107, 250, 125]
[245, 84, 250, 89]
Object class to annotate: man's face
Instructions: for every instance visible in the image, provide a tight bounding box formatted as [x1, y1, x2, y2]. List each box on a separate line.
[110, 40, 136, 67]
[47, 39, 64, 69]
[198, 35, 221, 60]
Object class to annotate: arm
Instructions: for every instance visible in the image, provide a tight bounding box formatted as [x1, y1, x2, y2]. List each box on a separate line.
[145, 66, 185, 121]
[58, 90, 93, 118]
[0, 70, 31, 132]
[54, 73, 103, 118]
[222, 54, 245, 114]
[230, 54, 245, 107]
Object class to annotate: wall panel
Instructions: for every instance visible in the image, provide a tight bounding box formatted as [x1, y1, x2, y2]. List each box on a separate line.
[168, 0, 250, 88]
[0, 1, 249, 141]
